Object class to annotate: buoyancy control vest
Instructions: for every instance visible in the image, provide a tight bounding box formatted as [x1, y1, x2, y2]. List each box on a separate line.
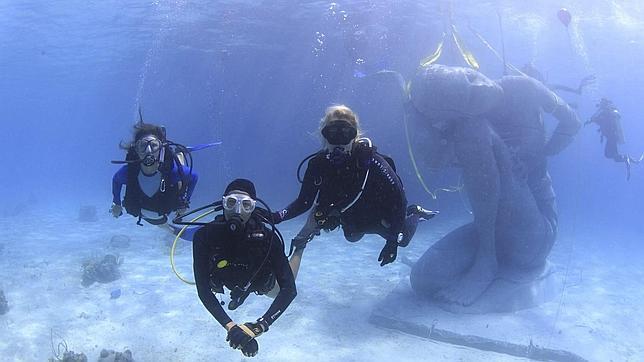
[208, 215, 277, 308]
[123, 147, 186, 218]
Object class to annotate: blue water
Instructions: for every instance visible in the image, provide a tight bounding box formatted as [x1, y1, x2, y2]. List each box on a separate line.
[1, 1, 643, 360]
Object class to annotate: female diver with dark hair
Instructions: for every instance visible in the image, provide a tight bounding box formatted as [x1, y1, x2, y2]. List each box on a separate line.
[110, 120, 199, 226]
[271, 105, 437, 277]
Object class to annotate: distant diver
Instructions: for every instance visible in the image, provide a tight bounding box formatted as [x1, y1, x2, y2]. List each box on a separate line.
[521, 63, 595, 97]
[110, 119, 199, 228]
[271, 104, 437, 280]
[586, 98, 643, 180]
[184, 179, 296, 358]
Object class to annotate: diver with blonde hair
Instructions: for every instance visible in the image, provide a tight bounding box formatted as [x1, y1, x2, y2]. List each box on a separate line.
[272, 105, 437, 273]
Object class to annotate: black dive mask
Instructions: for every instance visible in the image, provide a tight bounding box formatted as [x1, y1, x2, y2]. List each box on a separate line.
[136, 136, 162, 167]
[322, 120, 357, 145]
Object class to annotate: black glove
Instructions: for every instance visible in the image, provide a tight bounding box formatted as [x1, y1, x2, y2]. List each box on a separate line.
[242, 319, 269, 338]
[240, 339, 259, 357]
[226, 319, 269, 350]
[378, 241, 398, 266]
[226, 325, 254, 350]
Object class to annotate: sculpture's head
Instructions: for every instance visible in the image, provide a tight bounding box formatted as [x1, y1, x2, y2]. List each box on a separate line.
[409, 64, 503, 124]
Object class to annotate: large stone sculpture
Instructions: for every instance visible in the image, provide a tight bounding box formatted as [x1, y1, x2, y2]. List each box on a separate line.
[407, 64, 581, 312]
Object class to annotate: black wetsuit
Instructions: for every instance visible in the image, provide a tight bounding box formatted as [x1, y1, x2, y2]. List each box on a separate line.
[192, 215, 296, 328]
[280, 141, 418, 245]
[588, 106, 625, 162]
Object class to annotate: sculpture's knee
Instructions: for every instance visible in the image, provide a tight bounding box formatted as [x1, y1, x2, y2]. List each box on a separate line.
[410, 248, 461, 296]
[410, 257, 445, 296]
[410, 224, 479, 297]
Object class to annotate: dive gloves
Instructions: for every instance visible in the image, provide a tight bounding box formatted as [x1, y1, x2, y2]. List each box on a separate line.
[226, 318, 269, 358]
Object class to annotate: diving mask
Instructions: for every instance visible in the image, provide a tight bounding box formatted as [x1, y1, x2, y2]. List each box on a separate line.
[322, 120, 357, 145]
[223, 192, 256, 231]
[135, 136, 162, 167]
[135, 136, 162, 154]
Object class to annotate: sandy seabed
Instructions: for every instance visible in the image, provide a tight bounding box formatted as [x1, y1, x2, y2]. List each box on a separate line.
[0, 209, 642, 361]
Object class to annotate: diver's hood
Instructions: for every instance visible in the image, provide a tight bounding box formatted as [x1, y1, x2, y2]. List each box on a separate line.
[409, 64, 503, 124]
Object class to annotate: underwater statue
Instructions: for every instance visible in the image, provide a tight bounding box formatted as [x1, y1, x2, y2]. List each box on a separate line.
[406, 64, 581, 311]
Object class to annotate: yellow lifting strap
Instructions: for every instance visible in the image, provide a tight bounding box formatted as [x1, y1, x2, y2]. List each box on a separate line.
[419, 25, 480, 70]
[420, 32, 446, 67]
[451, 24, 480, 70]
[402, 107, 464, 200]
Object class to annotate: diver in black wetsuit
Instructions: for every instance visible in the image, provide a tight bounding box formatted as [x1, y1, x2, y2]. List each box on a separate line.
[272, 105, 437, 269]
[586, 98, 643, 180]
[191, 179, 296, 357]
[521, 63, 596, 97]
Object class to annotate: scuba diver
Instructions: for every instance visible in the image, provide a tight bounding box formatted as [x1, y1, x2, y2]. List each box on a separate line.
[110, 120, 199, 226]
[586, 98, 643, 180]
[186, 179, 296, 358]
[272, 105, 437, 272]
[521, 63, 595, 100]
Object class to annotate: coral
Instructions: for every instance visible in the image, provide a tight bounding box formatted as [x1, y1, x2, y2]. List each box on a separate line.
[81, 254, 122, 287]
[98, 349, 134, 362]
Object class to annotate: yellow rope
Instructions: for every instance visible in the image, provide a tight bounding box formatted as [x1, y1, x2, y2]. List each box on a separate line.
[170, 209, 215, 285]
[451, 24, 480, 70]
[402, 109, 464, 200]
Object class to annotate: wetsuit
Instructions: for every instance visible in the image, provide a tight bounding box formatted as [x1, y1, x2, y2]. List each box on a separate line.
[192, 215, 296, 328]
[112, 162, 198, 224]
[278, 141, 420, 247]
[588, 106, 625, 162]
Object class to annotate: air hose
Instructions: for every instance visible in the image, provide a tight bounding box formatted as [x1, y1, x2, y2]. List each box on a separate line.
[170, 208, 215, 285]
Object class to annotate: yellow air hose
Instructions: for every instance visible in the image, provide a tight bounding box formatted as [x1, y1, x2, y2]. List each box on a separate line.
[170, 208, 216, 285]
